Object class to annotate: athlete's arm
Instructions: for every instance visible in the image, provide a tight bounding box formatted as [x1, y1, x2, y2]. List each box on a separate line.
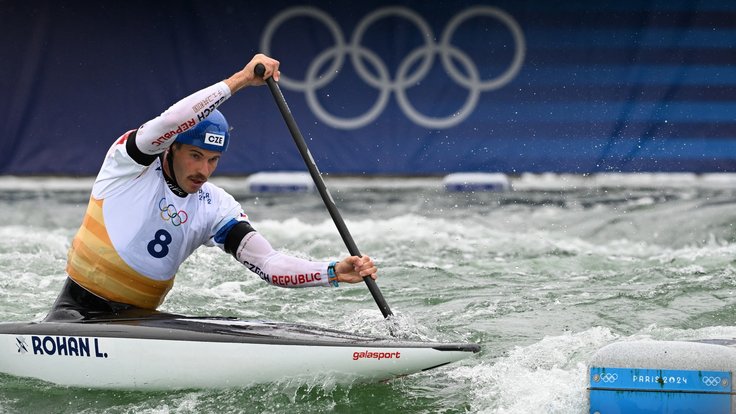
[127, 54, 281, 166]
[223, 222, 377, 287]
[127, 82, 232, 165]
[224, 222, 329, 288]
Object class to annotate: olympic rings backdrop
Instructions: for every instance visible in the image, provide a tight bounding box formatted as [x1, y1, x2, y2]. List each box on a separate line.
[2, 0, 735, 175]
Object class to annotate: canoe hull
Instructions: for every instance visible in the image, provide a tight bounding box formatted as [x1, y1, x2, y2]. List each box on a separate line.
[0, 315, 479, 390]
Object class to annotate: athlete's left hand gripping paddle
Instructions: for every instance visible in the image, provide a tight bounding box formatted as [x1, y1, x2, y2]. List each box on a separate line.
[254, 63, 394, 319]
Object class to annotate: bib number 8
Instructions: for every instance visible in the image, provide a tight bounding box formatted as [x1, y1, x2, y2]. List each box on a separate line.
[147, 229, 172, 258]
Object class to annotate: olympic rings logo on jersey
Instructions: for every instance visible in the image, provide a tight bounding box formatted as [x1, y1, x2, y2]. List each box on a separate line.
[158, 198, 188, 226]
[261, 6, 525, 129]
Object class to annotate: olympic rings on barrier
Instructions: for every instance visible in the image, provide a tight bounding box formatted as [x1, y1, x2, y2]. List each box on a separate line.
[260, 6, 526, 129]
[599, 373, 618, 383]
[702, 376, 724, 387]
[158, 198, 188, 226]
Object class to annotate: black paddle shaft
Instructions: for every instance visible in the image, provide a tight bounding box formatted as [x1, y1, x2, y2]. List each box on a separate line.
[254, 63, 393, 319]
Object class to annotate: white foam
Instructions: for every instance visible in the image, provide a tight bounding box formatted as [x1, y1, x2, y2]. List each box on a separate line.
[513, 172, 736, 190]
[448, 327, 617, 413]
[3, 173, 736, 193]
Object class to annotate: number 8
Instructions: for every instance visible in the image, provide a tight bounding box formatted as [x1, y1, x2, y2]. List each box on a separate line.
[147, 229, 172, 258]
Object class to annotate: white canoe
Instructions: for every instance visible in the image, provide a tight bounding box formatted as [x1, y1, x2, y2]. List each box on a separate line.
[0, 312, 480, 390]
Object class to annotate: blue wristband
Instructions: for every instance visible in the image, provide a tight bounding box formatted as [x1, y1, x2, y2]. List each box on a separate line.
[328, 261, 339, 287]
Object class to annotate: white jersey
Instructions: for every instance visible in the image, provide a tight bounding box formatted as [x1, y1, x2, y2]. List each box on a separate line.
[67, 82, 331, 310]
[95, 144, 242, 280]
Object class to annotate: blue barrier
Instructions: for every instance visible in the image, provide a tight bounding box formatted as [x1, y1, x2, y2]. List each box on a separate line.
[589, 367, 732, 414]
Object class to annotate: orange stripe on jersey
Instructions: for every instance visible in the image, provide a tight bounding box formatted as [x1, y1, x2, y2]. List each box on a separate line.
[68, 234, 165, 297]
[66, 197, 174, 310]
[80, 200, 109, 243]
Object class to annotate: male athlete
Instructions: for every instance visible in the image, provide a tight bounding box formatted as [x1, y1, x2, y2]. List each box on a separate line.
[46, 54, 377, 320]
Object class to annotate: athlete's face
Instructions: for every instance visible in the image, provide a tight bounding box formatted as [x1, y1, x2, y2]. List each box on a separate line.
[170, 144, 221, 193]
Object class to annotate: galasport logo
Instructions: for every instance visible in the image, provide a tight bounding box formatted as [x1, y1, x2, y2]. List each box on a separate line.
[353, 350, 401, 361]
